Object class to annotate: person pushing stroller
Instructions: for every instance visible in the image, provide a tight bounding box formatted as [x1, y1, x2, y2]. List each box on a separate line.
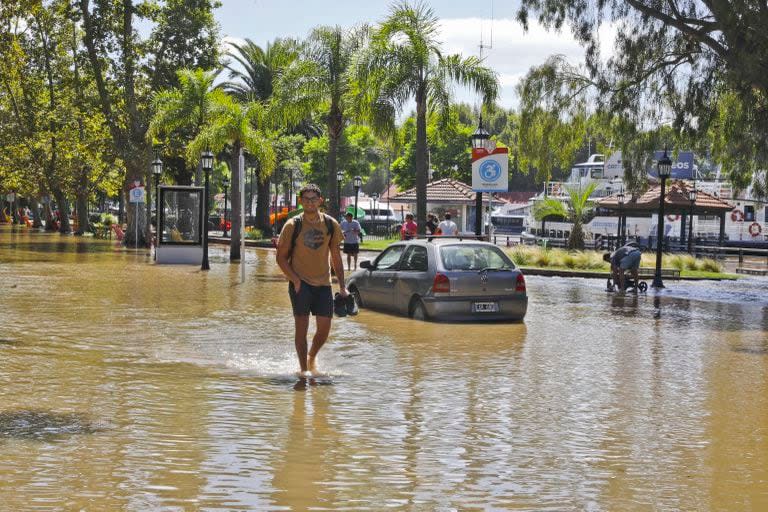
[604, 242, 642, 292]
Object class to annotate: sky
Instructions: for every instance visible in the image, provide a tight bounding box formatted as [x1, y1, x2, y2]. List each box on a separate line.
[213, 0, 615, 110]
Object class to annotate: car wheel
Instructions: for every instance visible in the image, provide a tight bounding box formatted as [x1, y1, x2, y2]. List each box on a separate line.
[410, 298, 428, 321]
[350, 286, 364, 308]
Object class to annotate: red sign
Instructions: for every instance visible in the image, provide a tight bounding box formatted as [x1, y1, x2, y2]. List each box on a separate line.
[472, 146, 508, 162]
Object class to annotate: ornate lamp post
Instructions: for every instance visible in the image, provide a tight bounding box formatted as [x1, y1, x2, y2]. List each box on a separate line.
[151, 156, 163, 260]
[471, 120, 490, 236]
[688, 184, 697, 254]
[353, 175, 363, 221]
[652, 148, 672, 288]
[372, 192, 379, 218]
[617, 190, 625, 246]
[222, 176, 230, 238]
[201, 150, 214, 271]
[337, 170, 344, 218]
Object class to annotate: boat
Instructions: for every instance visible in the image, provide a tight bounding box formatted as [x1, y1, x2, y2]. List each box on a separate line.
[524, 152, 766, 247]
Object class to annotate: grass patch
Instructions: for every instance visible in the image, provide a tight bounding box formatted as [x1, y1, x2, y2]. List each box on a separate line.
[360, 237, 400, 251]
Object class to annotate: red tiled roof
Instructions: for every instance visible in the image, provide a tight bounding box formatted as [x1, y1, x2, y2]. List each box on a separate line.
[597, 180, 734, 214]
[389, 178, 503, 204]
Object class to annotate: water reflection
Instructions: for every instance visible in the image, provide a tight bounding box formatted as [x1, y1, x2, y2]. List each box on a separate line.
[1, 227, 768, 510]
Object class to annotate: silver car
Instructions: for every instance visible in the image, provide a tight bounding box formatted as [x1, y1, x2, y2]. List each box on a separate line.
[347, 239, 528, 321]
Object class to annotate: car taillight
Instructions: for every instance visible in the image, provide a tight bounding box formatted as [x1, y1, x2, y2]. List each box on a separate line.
[432, 273, 451, 293]
[515, 273, 526, 292]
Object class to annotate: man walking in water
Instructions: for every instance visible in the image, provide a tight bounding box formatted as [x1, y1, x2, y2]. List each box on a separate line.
[276, 184, 347, 377]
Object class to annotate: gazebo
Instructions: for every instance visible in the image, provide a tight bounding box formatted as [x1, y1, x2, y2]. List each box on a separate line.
[597, 180, 735, 247]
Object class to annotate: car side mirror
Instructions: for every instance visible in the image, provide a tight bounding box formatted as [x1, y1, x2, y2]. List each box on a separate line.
[360, 260, 373, 270]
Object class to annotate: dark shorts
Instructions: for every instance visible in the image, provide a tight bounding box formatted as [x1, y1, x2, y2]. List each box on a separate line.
[343, 243, 360, 255]
[289, 281, 333, 317]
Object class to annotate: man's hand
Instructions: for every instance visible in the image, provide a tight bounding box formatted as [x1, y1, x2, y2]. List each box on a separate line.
[292, 278, 302, 293]
[338, 285, 348, 297]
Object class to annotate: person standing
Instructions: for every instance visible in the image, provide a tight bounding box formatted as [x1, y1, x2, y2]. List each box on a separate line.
[425, 214, 438, 235]
[276, 184, 347, 377]
[401, 213, 417, 240]
[340, 212, 361, 271]
[437, 213, 458, 236]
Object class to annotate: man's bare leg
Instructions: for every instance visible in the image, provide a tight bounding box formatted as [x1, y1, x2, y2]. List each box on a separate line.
[294, 315, 310, 373]
[618, 268, 626, 291]
[308, 315, 332, 374]
[347, 253, 352, 271]
[353, 253, 358, 270]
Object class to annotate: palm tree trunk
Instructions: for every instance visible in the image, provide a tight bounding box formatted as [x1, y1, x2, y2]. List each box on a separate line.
[256, 174, 271, 234]
[327, 103, 343, 219]
[230, 141, 242, 261]
[414, 89, 428, 235]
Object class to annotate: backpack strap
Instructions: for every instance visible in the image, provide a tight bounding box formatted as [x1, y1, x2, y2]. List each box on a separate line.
[323, 214, 335, 247]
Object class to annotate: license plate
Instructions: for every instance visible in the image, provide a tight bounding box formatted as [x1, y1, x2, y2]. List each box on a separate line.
[473, 302, 499, 313]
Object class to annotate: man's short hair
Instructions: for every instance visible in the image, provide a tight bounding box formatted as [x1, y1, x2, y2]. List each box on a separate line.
[299, 184, 322, 198]
[603, 253, 611, 263]
[345, 212, 353, 218]
[444, 213, 451, 220]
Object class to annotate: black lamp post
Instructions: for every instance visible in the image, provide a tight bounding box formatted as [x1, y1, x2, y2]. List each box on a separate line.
[652, 148, 672, 288]
[471, 119, 491, 237]
[617, 190, 625, 246]
[353, 175, 362, 221]
[337, 170, 344, 218]
[201, 150, 213, 271]
[151, 157, 163, 260]
[688, 184, 697, 254]
[222, 176, 230, 238]
[372, 192, 379, 220]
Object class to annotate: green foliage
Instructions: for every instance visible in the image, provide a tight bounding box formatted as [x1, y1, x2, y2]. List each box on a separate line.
[244, 228, 264, 240]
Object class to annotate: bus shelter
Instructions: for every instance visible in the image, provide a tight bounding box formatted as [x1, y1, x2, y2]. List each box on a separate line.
[156, 186, 205, 264]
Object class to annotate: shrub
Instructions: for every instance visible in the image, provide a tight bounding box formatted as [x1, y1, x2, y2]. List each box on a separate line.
[700, 258, 722, 273]
[100, 213, 117, 226]
[244, 228, 263, 240]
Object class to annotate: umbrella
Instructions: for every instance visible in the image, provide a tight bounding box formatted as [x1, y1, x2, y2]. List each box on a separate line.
[345, 205, 366, 219]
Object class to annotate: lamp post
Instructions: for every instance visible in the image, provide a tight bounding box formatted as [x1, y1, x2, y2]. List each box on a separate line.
[151, 156, 163, 260]
[617, 191, 625, 246]
[471, 119, 490, 237]
[201, 150, 213, 271]
[337, 170, 344, 218]
[688, 184, 697, 254]
[652, 148, 672, 288]
[222, 176, 230, 238]
[353, 175, 362, 221]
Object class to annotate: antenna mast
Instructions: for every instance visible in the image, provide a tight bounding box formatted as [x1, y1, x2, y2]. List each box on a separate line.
[479, 0, 494, 61]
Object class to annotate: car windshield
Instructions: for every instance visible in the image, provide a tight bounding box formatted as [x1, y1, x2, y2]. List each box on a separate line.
[440, 245, 515, 271]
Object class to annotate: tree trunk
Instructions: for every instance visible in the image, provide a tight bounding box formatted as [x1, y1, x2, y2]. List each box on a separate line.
[229, 142, 242, 261]
[31, 199, 43, 229]
[122, 160, 150, 247]
[568, 220, 585, 250]
[53, 189, 71, 234]
[43, 201, 55, 231]
[414, 89, 428, 234]
[256, 173, 271, 235]
[74, 188, 90, 235]
[326, 101, 343, 219]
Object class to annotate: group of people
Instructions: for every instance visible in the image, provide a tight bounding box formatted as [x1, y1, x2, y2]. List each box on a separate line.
[401, 212, 458, 240]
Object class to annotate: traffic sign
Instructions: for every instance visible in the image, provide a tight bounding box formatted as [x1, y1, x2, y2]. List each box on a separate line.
[471, 147, 508, 192]
[129, 187, 146, 203]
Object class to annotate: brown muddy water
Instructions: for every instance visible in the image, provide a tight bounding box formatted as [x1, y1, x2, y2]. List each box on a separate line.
[1, 225, 767, 510]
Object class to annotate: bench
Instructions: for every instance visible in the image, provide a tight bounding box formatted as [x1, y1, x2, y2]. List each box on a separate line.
[637, 267, 681, 279]
[736, 267, 768, 276]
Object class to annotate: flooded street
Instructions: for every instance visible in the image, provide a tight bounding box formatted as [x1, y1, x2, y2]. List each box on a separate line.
[1, 225, 767, 510]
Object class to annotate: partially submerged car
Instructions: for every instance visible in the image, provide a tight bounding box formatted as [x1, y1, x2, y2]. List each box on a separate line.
[347, 239, 527, 322]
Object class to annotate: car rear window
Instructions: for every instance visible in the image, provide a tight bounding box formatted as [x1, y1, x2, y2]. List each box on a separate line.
[440, 245, 515, 271]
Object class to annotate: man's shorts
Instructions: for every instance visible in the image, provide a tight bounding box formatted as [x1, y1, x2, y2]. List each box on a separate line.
[343, 243, 360, 255]
[289, 280, 333, 317]
[619, 250, 642, 270]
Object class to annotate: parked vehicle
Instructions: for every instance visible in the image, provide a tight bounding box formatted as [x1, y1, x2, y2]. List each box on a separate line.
[347, 239, 527, 322]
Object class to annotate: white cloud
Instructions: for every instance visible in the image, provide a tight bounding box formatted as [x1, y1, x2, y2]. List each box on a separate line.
[438, 17, 616, 109]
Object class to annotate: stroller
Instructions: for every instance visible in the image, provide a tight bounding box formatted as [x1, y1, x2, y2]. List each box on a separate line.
[606, 272, 648, 293]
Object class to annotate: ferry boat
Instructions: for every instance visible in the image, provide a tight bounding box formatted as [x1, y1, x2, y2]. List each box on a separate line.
[524, 152, 767, 247]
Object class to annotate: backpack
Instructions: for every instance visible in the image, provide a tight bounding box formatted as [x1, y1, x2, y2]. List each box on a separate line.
[288, 213, 335, 257]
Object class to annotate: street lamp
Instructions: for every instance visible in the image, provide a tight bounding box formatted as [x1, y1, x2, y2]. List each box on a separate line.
[353, 175, 362, 221]
[222, 176, 230, 238]
[201, 150, 214, 271]
[652, 148, 672, 288]
[336, 170, 344, 218]
[688, 183, 697, 254]
[151, 157, 163, 260]
[617, 190, 625, 246]
[371, 192, 379, 223]
[471, 118, 491, 237]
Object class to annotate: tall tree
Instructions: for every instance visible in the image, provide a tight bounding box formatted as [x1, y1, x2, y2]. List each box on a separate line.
[188, 94, 276, 260]
[354, 1, 498, 233]
[223, 38, 300, 232]
[277, 25, 369, 219]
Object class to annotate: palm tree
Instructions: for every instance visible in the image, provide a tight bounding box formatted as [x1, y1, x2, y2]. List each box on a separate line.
[276, 25, 369, 218]
[222, 38, 300, 231]
[189, 94, 276, 260]
[533, 182, 597, 250]
[148, 68, 224, 185]
[354, 1, 499, 233]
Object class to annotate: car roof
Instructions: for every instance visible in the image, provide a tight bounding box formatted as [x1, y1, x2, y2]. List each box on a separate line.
[389, 238, 498, 248]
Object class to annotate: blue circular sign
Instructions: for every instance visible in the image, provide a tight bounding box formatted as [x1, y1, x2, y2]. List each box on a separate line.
[479, 160, 502, 181]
